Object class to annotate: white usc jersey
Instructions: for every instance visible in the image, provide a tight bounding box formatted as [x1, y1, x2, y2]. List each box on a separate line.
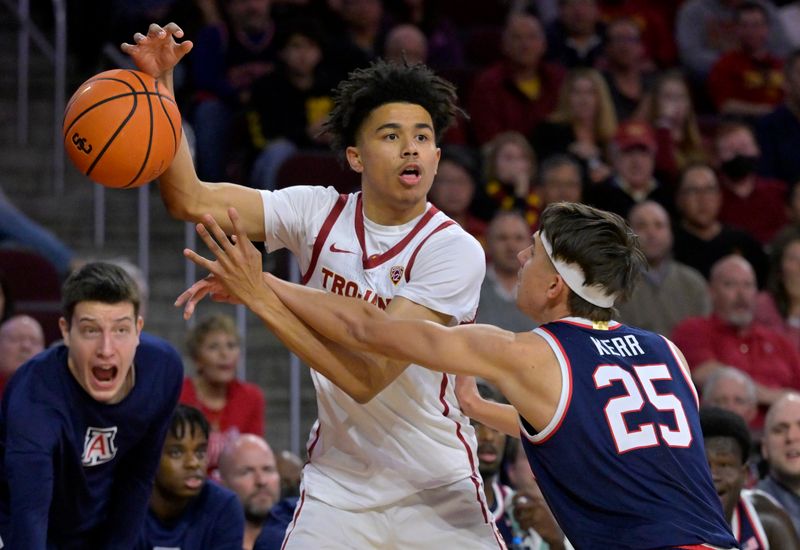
[261, 186, 486, 510]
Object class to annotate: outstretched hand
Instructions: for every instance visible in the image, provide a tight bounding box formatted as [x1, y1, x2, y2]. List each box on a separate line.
[176, 208, 266, 319]
[454, 375, 480, 416]
[120, 22, 193, 80]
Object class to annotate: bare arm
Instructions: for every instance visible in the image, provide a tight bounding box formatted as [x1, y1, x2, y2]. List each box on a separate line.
[454, 376, 520, 437]
[179, 210, 449, 403]
[121, 22, 266, 239]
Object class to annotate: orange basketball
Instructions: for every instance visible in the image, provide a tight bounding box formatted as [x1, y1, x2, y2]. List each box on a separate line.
[63, 69, 181, 189]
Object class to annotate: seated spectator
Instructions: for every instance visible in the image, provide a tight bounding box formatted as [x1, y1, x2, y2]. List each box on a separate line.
[700, 407, 800, 548]
[0, 315, 44, 395]
[428, 145, 487, 245]
[218, 434, 297, 550]
[140, 404, 244, 549]
[385, 0, 464, 71]
[600, 17, 655, 122]
[477, 212, 535, 332]
[327, 0, 390, 78]
[636, 69, 708, 186]
[672, 255, 800, 427]
[756, 50, 800, 186]
[702, 366, 759, 428]
[708, 2, 785, 119]
[471, 381, 513, 546]
[468, 12, 564, 145]
[248, 20, 335, 190]
[180, 314, 266, 473]
[479, 132, 539, 227]
[756, 226, 800, 350]
[0, 187, 77, 279]
[544, 0, 604, 68]
[190, 0, 278, 181]
[501, 437, 572, 549]
[599, 2, 677, 68]
[383, 23, 427, 66]
[677, 0, 789, 79]
[759, 393, 800, 536]
[585, 120, 672, 219]
[0, 262, 183, 548]
[535, 154, 583, 216]
[275, 450, 303, 499]
[532, 68, 616, 186]
[617, 201, 710, 336]
[672, 162, 768, 286]
[714, 121, 788, 244]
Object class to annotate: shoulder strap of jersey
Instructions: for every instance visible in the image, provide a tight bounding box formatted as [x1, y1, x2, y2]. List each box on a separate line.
[300, 194, 349, 285]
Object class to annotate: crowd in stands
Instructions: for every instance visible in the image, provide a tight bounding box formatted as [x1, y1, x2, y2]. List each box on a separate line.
[9, 0, 800, 547]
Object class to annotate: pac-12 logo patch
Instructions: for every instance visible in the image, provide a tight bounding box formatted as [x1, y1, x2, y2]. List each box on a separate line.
[389, 265, 404, 285]
[82, 426, 118, 466]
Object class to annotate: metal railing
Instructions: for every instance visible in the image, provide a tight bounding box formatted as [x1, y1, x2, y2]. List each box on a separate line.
[5, 0, 67, 193]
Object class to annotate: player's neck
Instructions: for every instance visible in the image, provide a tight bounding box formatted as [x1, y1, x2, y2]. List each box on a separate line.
[361, 191, 427, 226]
[149, 487, 192, 522]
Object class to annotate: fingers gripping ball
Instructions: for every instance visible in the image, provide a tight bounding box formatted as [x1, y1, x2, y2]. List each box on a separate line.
[63, 69, 181, 188]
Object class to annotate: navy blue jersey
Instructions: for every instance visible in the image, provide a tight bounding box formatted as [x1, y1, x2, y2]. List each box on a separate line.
[520, 318, 737, 549]
[0, 333, 183, 549]
[252, 497, 299, 550]
[137, 482, 244, 550]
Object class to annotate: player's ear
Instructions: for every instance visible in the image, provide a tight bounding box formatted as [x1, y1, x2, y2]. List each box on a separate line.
[547, 275, 566, 300]
[346, 146, 363, 173]
[58, 317, 70, 344]
[136, 316, 144, 333]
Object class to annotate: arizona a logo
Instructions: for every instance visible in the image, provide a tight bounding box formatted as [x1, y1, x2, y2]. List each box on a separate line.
[82, 426, 118, 466]
[389, 265, 404, 285]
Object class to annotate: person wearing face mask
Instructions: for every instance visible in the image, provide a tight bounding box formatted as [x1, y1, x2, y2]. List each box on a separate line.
[714, 121, 788, 244]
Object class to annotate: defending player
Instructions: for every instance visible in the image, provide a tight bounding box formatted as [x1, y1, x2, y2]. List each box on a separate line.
[123, 23, 502, 549]
[183, 202, 739, 549]
[0, 262, 183, 548]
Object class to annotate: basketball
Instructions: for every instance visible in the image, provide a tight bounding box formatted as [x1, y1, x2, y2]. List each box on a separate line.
[62, 69, 181, 189]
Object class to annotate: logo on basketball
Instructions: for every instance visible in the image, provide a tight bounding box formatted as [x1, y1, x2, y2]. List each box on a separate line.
[71, 133, 93, 154]
[82, 426, 118, 466]
[390, 266, 404, 285]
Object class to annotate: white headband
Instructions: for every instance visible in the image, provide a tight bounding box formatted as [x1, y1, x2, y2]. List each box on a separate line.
[539, 230, 617, 309]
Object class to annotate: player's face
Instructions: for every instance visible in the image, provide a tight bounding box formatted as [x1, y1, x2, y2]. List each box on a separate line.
[225, 442, 281, 519]
[473, 419, 507, 477]
[347, 102, 440, 224]
[60, 301, 142, 404]
[155, 428, 208, 500]
[763, 399, 800, 484]
[704, 436, 746, 521]
[195, 330, 240, 385]
[516, 232, 559, 324]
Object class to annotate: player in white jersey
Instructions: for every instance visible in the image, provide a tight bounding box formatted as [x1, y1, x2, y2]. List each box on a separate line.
[123, 23, 504, 549]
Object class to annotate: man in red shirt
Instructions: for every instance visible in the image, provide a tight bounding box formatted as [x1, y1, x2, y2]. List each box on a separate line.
[672, 255, 800, 427]
[714, 121, 787, 244]
[707, 1, 784, 118]
[468, 12, 564, 145]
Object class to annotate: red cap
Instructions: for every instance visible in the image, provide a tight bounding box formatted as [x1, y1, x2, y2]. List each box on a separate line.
[613, 121, 657, 152]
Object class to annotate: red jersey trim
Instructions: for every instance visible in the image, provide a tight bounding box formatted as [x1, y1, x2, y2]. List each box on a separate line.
[554, 317, 622, 330]
[354, 193, 441, 269]
[404, 220, 457, 282]
[437, 373, 490, 524]
[524, 326, 573, 445]
[280, 488, 307, 550]
[300, 194, 348, 285]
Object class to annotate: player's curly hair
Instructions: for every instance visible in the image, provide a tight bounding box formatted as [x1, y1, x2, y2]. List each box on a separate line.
[539, 202, 646, 322]
[324, 59, 463, 160]
[699, 406, 752, 465]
